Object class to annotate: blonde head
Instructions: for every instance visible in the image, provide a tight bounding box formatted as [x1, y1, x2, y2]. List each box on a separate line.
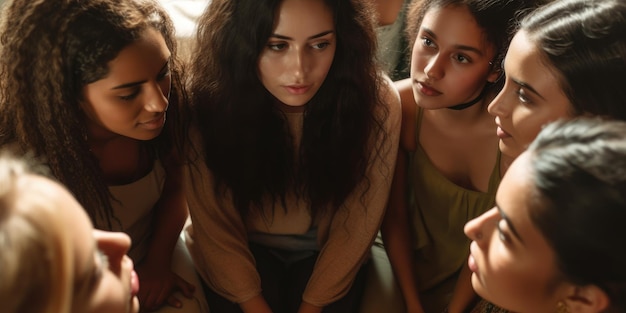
[0, 152, 74, 313]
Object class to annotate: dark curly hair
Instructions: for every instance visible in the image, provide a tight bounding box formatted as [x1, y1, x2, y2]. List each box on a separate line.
[0, 0, 188, 229]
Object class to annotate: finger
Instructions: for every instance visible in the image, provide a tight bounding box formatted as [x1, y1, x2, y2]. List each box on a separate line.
[174, 276, 196, 298]
[167, 295, 182, 309]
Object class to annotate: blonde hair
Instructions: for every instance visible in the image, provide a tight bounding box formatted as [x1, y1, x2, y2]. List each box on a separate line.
[0, 151, 75, 313]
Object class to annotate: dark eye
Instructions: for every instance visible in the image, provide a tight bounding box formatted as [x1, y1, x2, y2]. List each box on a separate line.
[454, 54, 470, 64]
[496, 219, 509, 242]
[267, 42, 287, 51]
[516, 88, 530, 104]
[312, 41, 330, 50]
[421, 37, 436, 48]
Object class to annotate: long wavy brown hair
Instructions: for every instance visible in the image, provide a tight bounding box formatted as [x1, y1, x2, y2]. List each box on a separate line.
[189, 0, 390, 217]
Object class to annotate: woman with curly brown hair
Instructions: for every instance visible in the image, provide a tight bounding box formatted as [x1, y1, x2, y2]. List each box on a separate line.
[183, 0, 401, 312]
[0, 0, 207, 311]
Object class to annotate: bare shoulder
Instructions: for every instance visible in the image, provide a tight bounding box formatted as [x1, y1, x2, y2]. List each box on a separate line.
[394, 78, 417, 151]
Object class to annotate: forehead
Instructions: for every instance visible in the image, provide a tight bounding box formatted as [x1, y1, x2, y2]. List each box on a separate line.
[97, 27, 170, 86]
[24, 176, 95, 283]
[498, 153, 546, 245]
[273, 0, 334, 34]
[504, 31, 562, 90]
[421, 5, 494, 54]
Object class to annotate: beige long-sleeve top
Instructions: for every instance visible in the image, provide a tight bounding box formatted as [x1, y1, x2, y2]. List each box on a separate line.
[184, 79, 401, 307]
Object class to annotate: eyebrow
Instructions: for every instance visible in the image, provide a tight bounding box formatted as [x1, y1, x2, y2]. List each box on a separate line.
[111, 58, 170, 90]
[511, 78, 547, 100]
[421, 27, 484, 56]
[270, 30, 334, 41]
[496, 203, 525, 244]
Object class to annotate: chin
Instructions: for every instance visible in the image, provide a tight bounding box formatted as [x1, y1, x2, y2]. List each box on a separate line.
[499, 141, 522, 160]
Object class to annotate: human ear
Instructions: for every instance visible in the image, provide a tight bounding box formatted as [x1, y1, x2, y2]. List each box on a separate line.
[565, 285, 610, 313]
[487, 67, 501, 83]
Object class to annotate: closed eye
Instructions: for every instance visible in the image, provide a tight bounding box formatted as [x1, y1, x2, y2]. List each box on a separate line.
[119, 88, 140, 101]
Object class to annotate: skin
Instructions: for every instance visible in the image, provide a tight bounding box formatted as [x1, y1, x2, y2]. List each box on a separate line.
[257, 0, 336, 111]
[487, 30, 573, 161]
[82, 27, 193, 311]
[410, 5, 498, 110]
[463, 152, 569, 313]
[463, 151, 612, 313]
[22, 174, 140, 313]
[384, 5, 499, 313]
[243, 1, 336, 312]
[81, 28, 172, 143]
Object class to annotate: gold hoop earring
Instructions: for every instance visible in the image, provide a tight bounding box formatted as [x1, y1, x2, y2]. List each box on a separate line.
[556, 301, 570, 313]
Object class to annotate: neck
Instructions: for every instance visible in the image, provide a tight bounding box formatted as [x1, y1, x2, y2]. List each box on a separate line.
[500, 153, 514, 176]
[447, 87, 488, 111]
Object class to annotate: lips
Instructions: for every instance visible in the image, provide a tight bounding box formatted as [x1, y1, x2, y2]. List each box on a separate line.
[141, 113, 165, 124]
[496, 125, 512, 139]
[415, 80, 442, 96]
[285, 84, 311, 95]
[130, 269, 140, 297]
[139, 113, 166, 130]
[468, 242, 479, 273]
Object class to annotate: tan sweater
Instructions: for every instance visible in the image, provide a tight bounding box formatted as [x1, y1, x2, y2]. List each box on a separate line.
[184, 79, 401, 307]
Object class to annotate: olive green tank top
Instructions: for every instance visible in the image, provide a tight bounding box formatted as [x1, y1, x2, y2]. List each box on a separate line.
[409, 108, 501, 291]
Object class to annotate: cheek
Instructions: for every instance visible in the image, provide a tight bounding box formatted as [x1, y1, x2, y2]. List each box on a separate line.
[483, 247, 557, 311]
[511, 107, 543, 142]
[452, 70, 488, 94]
[88, 275, 129, 313]
[258, 57, 279, 87]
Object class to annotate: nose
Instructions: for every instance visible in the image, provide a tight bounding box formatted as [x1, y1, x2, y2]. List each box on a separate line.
[487, 86, 511, 118]
[289, 48, 308, 81]
[424, 54, 444, 80]
[464, 207, 498, 248]
[144, 78, 170, 113]
[94, 229, 132, 275]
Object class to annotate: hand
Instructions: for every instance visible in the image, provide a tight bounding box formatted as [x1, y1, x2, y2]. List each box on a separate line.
[136, 263, 195, 312]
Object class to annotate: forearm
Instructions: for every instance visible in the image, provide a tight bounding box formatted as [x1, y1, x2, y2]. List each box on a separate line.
[382, 213, 424, 312]
[381, 152, 424, 312]
[144, 163, 188, 267]
[240, 294, 273, 313]
[447, 262, 478, 313]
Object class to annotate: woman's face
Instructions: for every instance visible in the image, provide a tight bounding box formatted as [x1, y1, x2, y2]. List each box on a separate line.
[258, 0, 336, 108]
[81, 27, 172, 141]
[464, 152, 571, 312]
[30, 175, 140, 313]
[410, 5, 498, 109]
[487, 30, 573, 159]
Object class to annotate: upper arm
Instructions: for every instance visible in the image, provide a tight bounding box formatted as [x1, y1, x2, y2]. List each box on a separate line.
[394, 78, 417, 152]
